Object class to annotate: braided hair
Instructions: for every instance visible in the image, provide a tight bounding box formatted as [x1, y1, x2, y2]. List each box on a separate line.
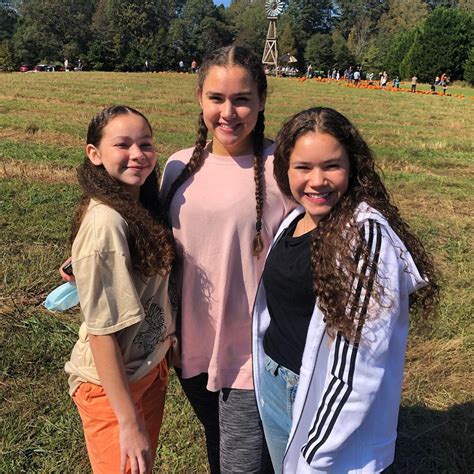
[164, 46, 268, 256]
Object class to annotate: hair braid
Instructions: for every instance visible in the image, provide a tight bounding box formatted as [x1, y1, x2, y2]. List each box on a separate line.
[164, 112, 208, 213]
[252, 111, 266, 256]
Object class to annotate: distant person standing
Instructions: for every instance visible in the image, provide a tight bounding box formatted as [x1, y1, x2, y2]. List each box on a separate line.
[353, 69, 361, 86]
[145, 59, 150, 72]
[441, 78, 448, 95]
[179, 60, 185, 73]
[411, 74, 418, 93]
[191, 59, 197, 73]
[64, 58, 69, 72]
[306, 64, 313, 79]
[380, 71, 388, 88]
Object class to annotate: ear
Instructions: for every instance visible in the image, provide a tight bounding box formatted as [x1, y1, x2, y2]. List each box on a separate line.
[86, 144, 102, 166]
[197, 88, 203, 109]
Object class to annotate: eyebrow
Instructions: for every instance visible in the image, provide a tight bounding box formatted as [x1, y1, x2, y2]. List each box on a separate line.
[205, 90, 254, 97]
[292, 156, 345, 163]
[111, 134, 153, 140]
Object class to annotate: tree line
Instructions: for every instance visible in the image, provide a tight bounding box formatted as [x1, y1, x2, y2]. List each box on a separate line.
[0, 0, 473, 83]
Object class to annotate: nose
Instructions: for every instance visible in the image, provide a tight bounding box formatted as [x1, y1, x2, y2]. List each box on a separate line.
[308, 168, 326, 187]
[129, 144, 145, 160]
[221, 100, 236, 119]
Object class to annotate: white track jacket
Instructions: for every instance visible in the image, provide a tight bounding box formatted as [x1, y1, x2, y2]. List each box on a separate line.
[252, 204, 427, 473]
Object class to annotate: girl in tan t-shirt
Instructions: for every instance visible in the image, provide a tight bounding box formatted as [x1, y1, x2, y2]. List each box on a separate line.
[64, 106, 175, 473]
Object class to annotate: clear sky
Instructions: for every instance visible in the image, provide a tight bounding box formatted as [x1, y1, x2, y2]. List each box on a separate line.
[214, 0, 231, 7]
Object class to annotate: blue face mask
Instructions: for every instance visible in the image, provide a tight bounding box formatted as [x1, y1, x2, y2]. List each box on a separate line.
[44, 282, 79, 311]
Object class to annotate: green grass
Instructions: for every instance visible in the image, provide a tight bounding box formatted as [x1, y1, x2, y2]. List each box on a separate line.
[1, 72, 473, 472]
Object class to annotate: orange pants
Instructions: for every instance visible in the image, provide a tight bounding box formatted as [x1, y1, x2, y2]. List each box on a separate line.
[73, 359, 168, 473]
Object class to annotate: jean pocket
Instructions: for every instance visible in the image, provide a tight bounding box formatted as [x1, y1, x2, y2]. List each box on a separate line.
[280, 367, 299, 404]
[264, 353, 280, 376]
[288, 380, 298, 404]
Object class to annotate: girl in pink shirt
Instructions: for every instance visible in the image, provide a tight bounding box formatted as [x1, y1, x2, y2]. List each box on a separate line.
[161, 46, 293, 472]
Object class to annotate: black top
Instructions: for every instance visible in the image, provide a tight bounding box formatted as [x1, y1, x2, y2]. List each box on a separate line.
[262, 214, 316, 374]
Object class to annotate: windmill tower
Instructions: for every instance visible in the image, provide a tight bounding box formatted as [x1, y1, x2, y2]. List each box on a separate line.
[262, 0, 284, 69]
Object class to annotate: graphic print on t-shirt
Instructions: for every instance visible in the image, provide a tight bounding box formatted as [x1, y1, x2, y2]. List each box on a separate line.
[133, 297, 166, 354]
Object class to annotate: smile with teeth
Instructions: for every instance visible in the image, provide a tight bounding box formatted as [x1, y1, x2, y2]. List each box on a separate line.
[218, 122, 240, 131]
[305, 192, 331, 199]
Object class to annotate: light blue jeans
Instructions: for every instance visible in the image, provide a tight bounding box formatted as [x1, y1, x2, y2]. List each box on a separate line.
[259, 353, 299, 474]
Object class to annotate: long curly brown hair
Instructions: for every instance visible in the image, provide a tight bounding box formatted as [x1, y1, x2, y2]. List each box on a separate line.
[274, 107, 438, 340]
[164, 46, 267, 256]
[70, 105, 174, 276]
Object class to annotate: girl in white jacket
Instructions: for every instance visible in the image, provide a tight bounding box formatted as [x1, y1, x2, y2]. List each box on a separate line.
[252, 107, 438, 473]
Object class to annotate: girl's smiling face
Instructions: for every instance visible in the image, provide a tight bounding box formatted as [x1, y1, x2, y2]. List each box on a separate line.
[198, 65, 265, 156]
[86, 113, 156, 199]
[288, 131, 350, 228]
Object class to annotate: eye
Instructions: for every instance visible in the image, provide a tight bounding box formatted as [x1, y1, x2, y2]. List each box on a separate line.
[208, 95, 222, 102]
[115, 142, 129, 148]
[140, 142, 154, 150]
[326, 162, 343, 169]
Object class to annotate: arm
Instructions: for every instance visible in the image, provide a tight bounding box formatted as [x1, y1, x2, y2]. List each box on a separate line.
[59, 257, 75, 283]
[89, 333, 152, 474]
[300, 219, 407, 470]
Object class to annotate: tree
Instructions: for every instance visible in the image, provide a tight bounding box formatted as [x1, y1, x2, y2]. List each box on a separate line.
[334, 0, 388, 67]
[102, 0, 184, 71]
[180, 0, 232, 62]
[0, 2, 18, 42]
[384, 28, 417, 77]
[13, 0, 96, 65]
[279, 22, 297, 58]
[371, 0, 428, 73]
[406, 7, 473, 81]
[305, 33, 334, 70]
[463, 46, 474, 84]
[285, 0, 333, 44]
[0, 40, 15, 70]
[331, 29, 356, 69]
[347, 16, 372, 64]
[86, 0, 116, 70]
[361, 38, 384, 72]
[377, 0, 428, 39]
[334, 0, 388, 39]
[227, 0, 267, 55]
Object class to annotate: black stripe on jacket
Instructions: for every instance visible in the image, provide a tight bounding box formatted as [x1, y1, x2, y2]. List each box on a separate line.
[302, 220, 382, 463]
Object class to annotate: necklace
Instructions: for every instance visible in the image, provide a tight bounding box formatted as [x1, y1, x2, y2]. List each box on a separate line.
[294, 214, 316, 237]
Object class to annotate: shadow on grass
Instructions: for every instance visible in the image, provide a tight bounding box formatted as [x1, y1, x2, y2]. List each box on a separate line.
[387, 402, 474, 473]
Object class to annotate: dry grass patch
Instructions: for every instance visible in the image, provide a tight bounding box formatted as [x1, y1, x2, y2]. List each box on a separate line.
[0, 159, 76, 183]
[404, 336, 473, 408]
[0, 128, 83, 147]
[392, 192, 473, 221]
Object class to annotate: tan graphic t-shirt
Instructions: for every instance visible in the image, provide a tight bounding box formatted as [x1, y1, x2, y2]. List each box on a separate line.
[65, 200, 175, 396]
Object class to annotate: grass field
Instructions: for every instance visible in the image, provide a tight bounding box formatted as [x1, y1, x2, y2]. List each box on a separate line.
[1, 71, 473, 473]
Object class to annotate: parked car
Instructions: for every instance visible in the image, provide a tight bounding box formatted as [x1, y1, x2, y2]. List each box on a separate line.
[19, 64, 30, 72]
[34, 64, 55, 72]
